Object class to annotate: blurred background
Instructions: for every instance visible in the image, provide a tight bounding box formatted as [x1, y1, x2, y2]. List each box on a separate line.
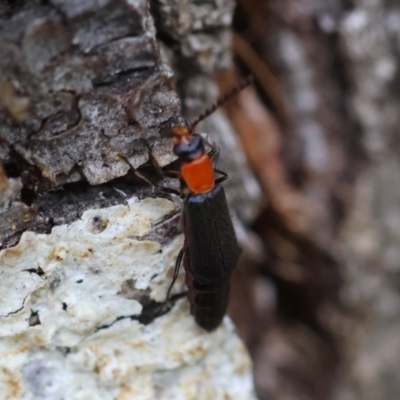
[223, 1, 400, 399]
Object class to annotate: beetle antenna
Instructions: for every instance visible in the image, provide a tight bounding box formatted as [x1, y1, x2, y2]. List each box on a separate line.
[190, 75, 253, 130]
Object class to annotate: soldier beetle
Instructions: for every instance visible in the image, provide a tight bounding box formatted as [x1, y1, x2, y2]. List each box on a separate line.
[164, 77, 252, 331]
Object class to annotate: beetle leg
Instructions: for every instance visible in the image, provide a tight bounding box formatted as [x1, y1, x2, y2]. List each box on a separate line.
[143, 140, 165, 179]
[143, 140, 184, 184]
[160, 186, 185, 198]
[165, 248, 185, 302]
[120, 142, 184, 197]
[119, 155, 154, 186]
[163, 170, 182, 179]
[204, 140, 220, 164]
[214, 168, 228, 184]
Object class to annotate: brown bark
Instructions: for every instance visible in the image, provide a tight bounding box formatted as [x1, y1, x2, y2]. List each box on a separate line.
[0, 1, 258, 398]
[4, 0, 399, 399]
[231, 1, 400, 400]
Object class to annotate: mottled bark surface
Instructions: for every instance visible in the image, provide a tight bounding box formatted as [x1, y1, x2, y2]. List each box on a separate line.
[0, 0, 258, 244]
[0, 0, 258, 399]
[0, 0, 180, 244]
[3, 0, 399, 399]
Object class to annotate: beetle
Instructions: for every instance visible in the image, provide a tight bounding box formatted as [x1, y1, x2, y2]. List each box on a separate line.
[162, 78, 253, 331]
[166, 124, 242, 331]
[122, 78, 252, 330]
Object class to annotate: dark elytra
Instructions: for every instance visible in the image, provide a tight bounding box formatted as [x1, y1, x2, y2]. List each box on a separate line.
[181, 185, 241, 331]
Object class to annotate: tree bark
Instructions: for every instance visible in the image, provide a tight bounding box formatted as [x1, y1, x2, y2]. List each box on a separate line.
[231, 1, 400, 399]
[0, 1, 258, 398]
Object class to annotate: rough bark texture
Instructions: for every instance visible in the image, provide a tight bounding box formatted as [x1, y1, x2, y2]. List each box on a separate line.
[0, 0, 259, 399]
[0, 0, 179, 244]
[4, 0, 399, 399]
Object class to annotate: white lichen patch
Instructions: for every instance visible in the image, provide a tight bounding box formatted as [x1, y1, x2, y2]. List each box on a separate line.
[0, 196, 256, 399]
[0, 197, 180, 342]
